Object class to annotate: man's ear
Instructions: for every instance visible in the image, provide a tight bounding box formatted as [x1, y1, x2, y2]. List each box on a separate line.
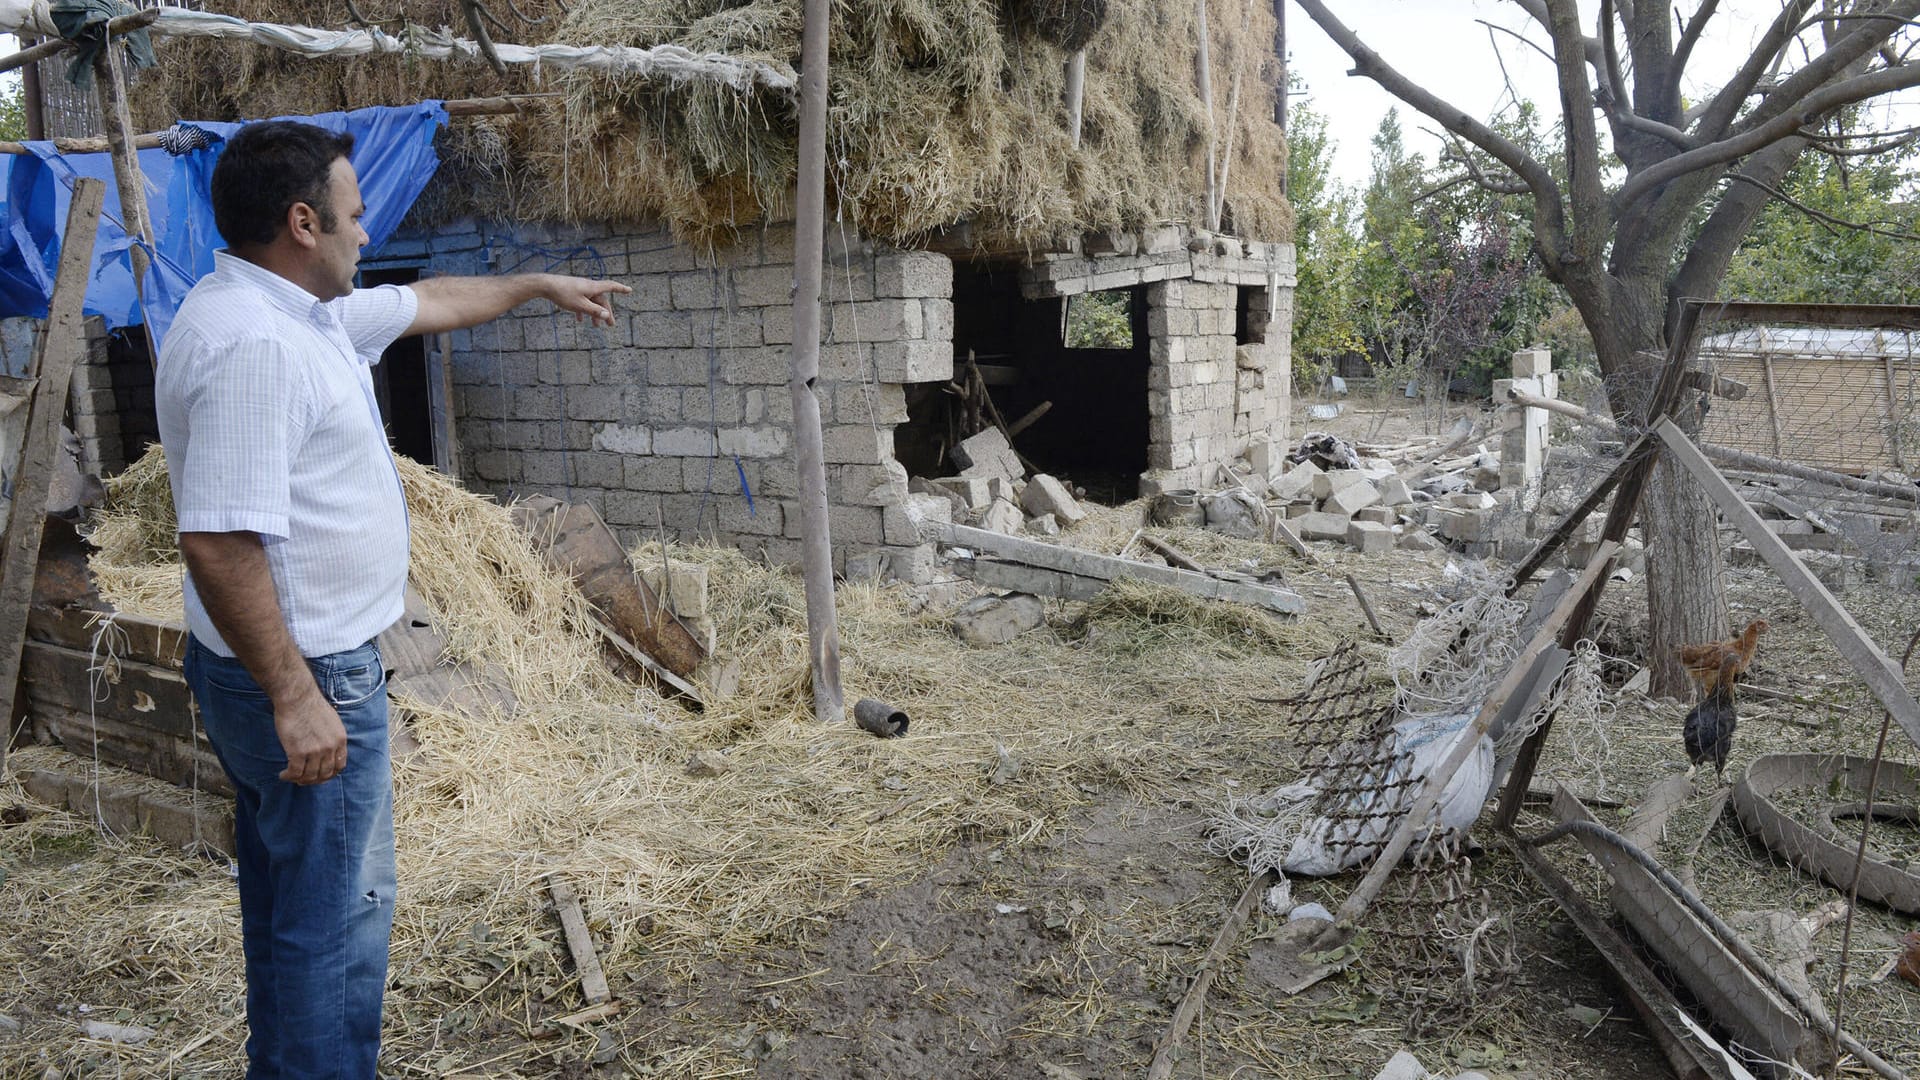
[285, 201, 320, 250]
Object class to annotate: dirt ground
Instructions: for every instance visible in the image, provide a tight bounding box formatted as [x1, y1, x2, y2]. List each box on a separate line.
[4, 394, 1918, 1079]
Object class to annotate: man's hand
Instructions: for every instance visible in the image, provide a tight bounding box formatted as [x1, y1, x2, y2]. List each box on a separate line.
[275, 686, 349, 785]
[543, 275, 632, 327]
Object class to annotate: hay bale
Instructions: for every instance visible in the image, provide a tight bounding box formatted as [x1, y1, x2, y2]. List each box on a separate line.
[129, 0, 1290, 247]
[1011, 0, 1110, 51]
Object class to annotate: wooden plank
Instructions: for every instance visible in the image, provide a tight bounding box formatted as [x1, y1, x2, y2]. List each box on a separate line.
[549, 878, 612, 1005]
[1334, 541, 1618, 925]
[1885, 355, 1905, 472]
[1656, 418, 1920, 753]
[1760, 353, 1784, 456]
[428, 332, 457, 476]
[0, 178, 106, 772]
[512, 496, 706, 678]
[932, 522, 1306, 614]
[22, 641, 197, 740]
[30, 705, 231, 797]
[29, 604, 187, 669]
[1510, 843, 1731, 1080]
[587, 612, 704, 708]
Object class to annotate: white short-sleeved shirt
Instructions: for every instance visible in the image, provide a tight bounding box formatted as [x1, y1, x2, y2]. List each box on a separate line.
[156, 250, 419, 659]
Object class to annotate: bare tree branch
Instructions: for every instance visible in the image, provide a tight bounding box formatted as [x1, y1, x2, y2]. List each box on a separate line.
[1729, 0, 1920, 137]
[1669, 0, 1720, 87]
[1545, 0, 1609, 257]
[1618, 57, 1920, 209]
[1478, 18, 1555, 65]
[1292, 0, 1571, 261]
[1439, 139, 1532, 195]
[1690, 0, 1818, 141]
[1806, 122, 1920, 155]
[1598, 0, 1700, 154]
[1726, 171, 1920, 240]
[1513, 0, 1605, 72]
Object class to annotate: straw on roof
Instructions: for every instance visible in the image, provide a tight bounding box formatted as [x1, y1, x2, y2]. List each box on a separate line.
[130, 0, 1290, 249]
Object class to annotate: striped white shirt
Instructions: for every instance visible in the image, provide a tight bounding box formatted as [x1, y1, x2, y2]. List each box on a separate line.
[156, 251, 419, 659]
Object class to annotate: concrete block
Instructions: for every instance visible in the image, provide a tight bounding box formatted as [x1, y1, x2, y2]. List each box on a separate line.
[931, 475, 993, 509]
[921, 298, 955, 342]
[1376, 475, 1413, 506]
[952, 427, 1022, 480]
[1398, 527, 1443, 552]
[1447, 491, 1497, 510]
[830, 299, 921, 343]
[1271, 460, 1322, 503]
[1346, 520, 1393, 555]
[640, 560, 710, 618]
[1295, 511, 1353, 542]
[883, 542, 938, 584]
[1025, 513, 1060, 537]
[1324, 480, 1381, 517]
[979, 497, 1024, 535]
[1019, 474, 1087, 526]
[951, 593, 1044, 648]
[717, 425, 790, 458]
[1512, 348, 1552, 378]
[821, 425, 894, 465]
[1437, 508, 1491, 542]
[844, 550, 887, 583]
[875, 251, 953, 298]
[1354, 506, 1397, 525]
[883, 495, 950, 544]
[872, 340, 953, 383]
[1312, 468, 1370, 501]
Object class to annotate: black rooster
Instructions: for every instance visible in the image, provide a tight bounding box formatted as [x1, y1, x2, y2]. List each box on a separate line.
[1683, 655, 1740, 780]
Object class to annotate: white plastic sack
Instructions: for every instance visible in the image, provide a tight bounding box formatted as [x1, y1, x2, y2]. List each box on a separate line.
[1278, 712, 1494, 877]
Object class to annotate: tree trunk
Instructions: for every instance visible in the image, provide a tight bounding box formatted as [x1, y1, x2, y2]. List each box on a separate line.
[1642, 451, 1729, 696]
[1573, 281, 1728, 700]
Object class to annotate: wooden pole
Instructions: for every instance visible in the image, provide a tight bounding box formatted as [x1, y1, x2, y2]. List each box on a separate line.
[1195, 0, 1218, 232]
[1063, 51, 1087, 148]
[787, 0, 845, 725]
[92, 37, 156, 365]
[0, 179, 106, 773]
[1145, 870, 1273, 1080]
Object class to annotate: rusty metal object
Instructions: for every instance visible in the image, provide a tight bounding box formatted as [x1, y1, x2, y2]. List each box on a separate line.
[1733, 753, 1920, 916]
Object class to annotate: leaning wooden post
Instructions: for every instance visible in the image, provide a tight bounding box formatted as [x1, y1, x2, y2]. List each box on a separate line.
[1195, 0, 1218, 231]
[0, 179, 106, 773]
[786, 0, 845, 724]
[1063, 50, 1087, 148]
[92, 33, 157, 364]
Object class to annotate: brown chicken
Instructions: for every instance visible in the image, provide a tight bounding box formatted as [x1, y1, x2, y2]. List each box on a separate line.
[1679, 618, 1769, 693]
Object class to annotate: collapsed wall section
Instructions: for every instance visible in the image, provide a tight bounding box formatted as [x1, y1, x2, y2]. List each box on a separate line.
[407, 219, 953, 581]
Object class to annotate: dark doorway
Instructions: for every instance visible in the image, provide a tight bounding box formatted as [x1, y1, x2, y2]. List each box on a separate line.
[358, 267, 434, 466]
[900, 262, 1148, 503]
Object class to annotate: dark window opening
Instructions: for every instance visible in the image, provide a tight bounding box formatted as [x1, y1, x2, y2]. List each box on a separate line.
[1235, 286, 1270, 347]
[895, 263, 1149, 504]
[359, 266, 435, 466]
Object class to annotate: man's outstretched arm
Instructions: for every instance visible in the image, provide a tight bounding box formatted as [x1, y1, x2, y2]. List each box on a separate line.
[405, 272, 631, 336]
[179, 531, 345, 786]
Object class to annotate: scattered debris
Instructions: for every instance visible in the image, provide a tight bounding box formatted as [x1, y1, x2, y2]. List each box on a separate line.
[852, 698, 910, 738]
[1288, 431, 1361, 471]
[549, 878, 612, 1006]
[80, 1020, 154, 1046]
[685, 750, 731, 777]
[950, 592, 1045, 647]
[1733, 753, 1920, 915]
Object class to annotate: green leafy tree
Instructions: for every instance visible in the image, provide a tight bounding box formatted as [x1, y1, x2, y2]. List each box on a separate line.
[1285, 101, 1366, 385]
[0, 75, 25, 142]
[1298, 0, 1920, 694]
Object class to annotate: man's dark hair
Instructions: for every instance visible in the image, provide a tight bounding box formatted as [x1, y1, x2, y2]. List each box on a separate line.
[210, 121, 356, 248]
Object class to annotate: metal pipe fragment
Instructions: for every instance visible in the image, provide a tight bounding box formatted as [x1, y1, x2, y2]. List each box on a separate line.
[852, 699, 908, 738]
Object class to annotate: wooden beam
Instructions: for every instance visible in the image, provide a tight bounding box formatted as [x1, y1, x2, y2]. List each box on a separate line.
[1655, 418, 1920, 753]
[1505, 433, 1652, 594]
[783, 0, 844, 725]
[548, 878, 612, 1006]
[0, 178, 104, 773]
[1145, 869, 1274, 1080]
[933, 521, 1306, 613]
[1332, 540, 1617, 928]
[0, 8, 160, 77]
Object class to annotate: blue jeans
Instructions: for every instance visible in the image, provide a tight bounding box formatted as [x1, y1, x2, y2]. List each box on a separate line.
[185, 636, 396, 1080]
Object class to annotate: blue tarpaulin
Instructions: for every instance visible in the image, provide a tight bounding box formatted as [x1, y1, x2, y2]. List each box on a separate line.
[0, 102, 447, 347]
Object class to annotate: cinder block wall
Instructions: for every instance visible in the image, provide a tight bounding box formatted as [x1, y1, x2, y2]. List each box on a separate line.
[412, 219, 953, 581]
[1143, 260, 1295, 492]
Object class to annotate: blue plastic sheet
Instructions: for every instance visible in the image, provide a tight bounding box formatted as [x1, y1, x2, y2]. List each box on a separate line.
[0, 102, 447, 347]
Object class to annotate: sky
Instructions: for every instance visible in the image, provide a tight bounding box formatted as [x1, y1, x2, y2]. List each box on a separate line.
[1288, 0, 1920, 187]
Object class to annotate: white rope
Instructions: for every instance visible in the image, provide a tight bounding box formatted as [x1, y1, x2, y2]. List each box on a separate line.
[84, 612, 129, 837]
[0, 3, 798, 95]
